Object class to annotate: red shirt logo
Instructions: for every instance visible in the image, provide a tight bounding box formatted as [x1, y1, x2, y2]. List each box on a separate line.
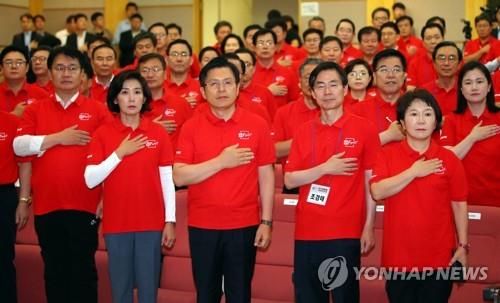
[164, 108, 176, 117]
[343, 138, 358, 148]
[145, 139, 159, 149]
[0, 132, 7, 141]
[25, 98, 36, 105]
[238, 130, 252, 140]
[251, 96, 263, 103]
[275, 76, 285, 83]
[79, 112, 92, 121]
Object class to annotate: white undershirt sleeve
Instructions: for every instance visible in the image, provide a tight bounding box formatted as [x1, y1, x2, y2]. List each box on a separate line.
[159, 166, 176, 222]
[84, 152, 122, 189]
[13, 135, 46, 156]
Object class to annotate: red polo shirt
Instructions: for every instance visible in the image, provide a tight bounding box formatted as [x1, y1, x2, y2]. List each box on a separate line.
[16, 94, 112, 215]
[421, 79, 458, 116]
[89, 76, 112, 103]
[371, 140, 468, 269]
[87, 117, 174, 234]
[175, 107, 276, 229]
[440, 108, 500, 206]
[397, 36, 424, 57]
[407, 53, 437, 87]
[464, 37, 500, 64]
[240, 81, 277, 119]
[274, 42, 304, 62]
[34, 81, 55, 95]
[343, 91, 371, 113]
[341, 44, 363, 66]
[351, 93, 398, 133]
[0, 81, 49, 113]
[143, 91, 193, 147]
[285, 113, 380, 240]
[164, 76, 202, 108]
[253, 61, 300, 108]
[0, 112, 20, 184]
[493, 71, 500, 102]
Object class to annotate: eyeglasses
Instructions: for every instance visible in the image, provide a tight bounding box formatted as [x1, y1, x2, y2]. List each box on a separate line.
[256, 40, 274, 47]
[242, 61, 253, 68]
[169, 51, 190, 58]
[376, 66, 403, 75]
[205, 79, 236, 90]
[31, 56, 48, 63]
[348, 71, 369, 78]
[52, 64, 80, 73]
[436, 54, 458, 63]
[3, 60, 27, 68]
[140, 66, 163, 73]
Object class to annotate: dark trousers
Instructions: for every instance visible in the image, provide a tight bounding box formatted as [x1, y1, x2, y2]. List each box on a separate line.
[294, 238, 361, 303]
[188, 225, 258, 303]
[0, 184, 18, 303]
[34, 210, 99, 303]
[385, 272, 453, 303]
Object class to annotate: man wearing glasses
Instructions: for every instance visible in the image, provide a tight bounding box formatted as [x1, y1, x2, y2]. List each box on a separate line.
[0, 45, 48, 116]
[351, 49, 407, 146]
[165, 39, 202, 108]
[13, 47, 111, 303]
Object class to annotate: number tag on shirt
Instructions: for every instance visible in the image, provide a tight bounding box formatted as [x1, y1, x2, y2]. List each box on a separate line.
[306, 184, 330, 206]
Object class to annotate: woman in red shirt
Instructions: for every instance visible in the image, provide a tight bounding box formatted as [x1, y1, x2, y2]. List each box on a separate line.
[84, 71, 176, 303]
[371, 89, 469, 303]
[344, 58, 373, 111]
[440, 61, 500, 207]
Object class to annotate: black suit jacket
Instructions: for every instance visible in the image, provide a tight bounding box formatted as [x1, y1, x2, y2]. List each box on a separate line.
[119, 29, 145, 67]
[66, 32, 96, 51]
[38, 32, 61, 48]
[12, 31, 42, 52]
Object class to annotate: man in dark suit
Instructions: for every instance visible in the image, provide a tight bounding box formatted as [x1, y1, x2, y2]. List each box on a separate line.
[66, 13, 95, 53]
[33, 14, 61, 47]
[119, 13, 145, 67]
[12, 13, 42, 53]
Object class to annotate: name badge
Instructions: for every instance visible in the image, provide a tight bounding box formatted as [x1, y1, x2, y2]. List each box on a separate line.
[306, 184, 330, 206]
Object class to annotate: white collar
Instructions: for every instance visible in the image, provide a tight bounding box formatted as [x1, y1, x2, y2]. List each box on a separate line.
[55, 91, 80, 109]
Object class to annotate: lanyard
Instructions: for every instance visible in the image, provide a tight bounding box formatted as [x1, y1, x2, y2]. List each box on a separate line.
[310, 122, 344, 185]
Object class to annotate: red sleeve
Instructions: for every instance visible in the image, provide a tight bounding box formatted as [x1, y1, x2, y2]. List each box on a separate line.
[256, 118, 276, 166]
[263, 88, 278, 119]
[446, 151, 468, 201]
[361, 121, 381, 169]
[271, 107, 286, 142]
[284, 125, 307, 172]
[86, 127, 106, 165]
[439, 115, 457, 146]
[369, 148, 390, 184]
[286, 69, 300, 101]
[463, 40, 474, 57]
[158, 127, 174, 166]
[406, 59, 418, 86]
[16, 102, 39, 136]
[174, 119, 195, 164]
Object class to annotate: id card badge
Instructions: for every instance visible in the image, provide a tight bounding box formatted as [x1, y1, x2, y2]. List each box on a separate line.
[306, 184, 330, 206]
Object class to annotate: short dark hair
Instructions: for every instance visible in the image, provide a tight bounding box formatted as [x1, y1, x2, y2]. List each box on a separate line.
[81, 55, 94, 79]
[74, 13, 88, 21]
[87, 36, 111, 49]
[380, 22, 400, 34]
[129, 13, 143, 22]
[372, 48, 407, 71]
[336, 18, 356, 34]
[358, 26, 381, 42]
[138, 52, 166, 70]
[47, 46, 85, 70]
[198, 46, 220, 62]
[165, 23, 182, 35]
[0, 45, 29, 64]
[267, 9, 282, 21]
[20, 13, 33, 21]
[33, 14, 45, 22]
[420, 23, 444, 39]
[234, 48, 256, 65]
[320, 36, 343, 51]
[396, 15, 413, 27]
[148, 22, 166, 33]
[432, 41, 462, 62]
[66, 15, 75, 24]
[214, 21, 232, 34]
[392, 2, 406, 10]
[425, 16, 446, 30]
[166, 39, 193, 56]
[126, 2, 138, 10]
[199, 57, 240, 87]
[456, 61, 499, 114]
[344, 58, 373, 88]
[252, 29, 277, 46]
[31, 45, 52, 57]
[371, 7, 390, 20]
[396, 89, 443, 132]
[299, 58, 322, 77]
[243, 24, 261, 38]
[107, 71, 152, 113]
[223, 53, 246, 74]
[309, 61, 347, 89]
[308, 16, 325, 27]
[264, 18, 287, 32]
[133, 32, 156, 50]
[90, 12, 103, 22]
[302, 28, 324, 41]
[474, 14, 492, 25]
[221, 34, 244, 54]
[91, 44, 117, 60]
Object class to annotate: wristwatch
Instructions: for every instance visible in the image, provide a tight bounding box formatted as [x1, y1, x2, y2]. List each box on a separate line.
[260, 219, 273, 228]
[19, 197, 32, 205]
